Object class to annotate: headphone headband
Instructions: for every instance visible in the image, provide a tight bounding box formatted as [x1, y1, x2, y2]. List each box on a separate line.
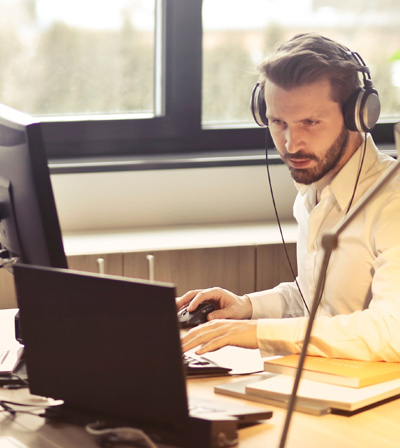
[251, 46, 381, 132]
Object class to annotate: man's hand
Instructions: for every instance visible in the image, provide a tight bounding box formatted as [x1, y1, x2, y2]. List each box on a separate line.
[181, 319, 258, 355]
[176, 287, 253, 321]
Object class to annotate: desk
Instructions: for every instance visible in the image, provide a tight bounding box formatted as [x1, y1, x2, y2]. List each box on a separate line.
[1, 374, 400, 448]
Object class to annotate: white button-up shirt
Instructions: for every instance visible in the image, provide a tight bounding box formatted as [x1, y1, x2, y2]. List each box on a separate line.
[248, 135, 400, 361]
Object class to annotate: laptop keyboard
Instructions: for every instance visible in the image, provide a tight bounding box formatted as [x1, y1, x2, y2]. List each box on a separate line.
[183, 353, 231, 376]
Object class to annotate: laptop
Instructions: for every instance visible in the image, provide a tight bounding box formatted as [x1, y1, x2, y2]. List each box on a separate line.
[13, 264, 272, 448]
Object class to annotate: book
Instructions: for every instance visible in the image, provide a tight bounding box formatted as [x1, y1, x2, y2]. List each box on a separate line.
[214, 374, 331, 416]
[245, 374, 400, 412]
[263, 355, 400, 388]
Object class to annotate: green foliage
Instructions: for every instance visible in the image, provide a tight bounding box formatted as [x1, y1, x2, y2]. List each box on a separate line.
[0, 17, 153, 116]
[202, 25, 285, 124]
[0, 2, 399, 121]
[202, 32, 255, 123]
[389, 49, 400, 62]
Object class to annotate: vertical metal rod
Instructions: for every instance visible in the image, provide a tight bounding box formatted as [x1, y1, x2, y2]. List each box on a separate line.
[147, 255, 155, 282]
[97, 257, 105, 275]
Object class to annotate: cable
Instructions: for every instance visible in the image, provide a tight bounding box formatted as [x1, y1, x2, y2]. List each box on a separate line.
[345, 133, 367, 214]
[265, 130, 367, 316]
[86, 421, 158, 448]
[264, 130, 310, 315]
[277, 133, 368, 448]
[0, 402, 156, 447]
[313, 133, 366, 308]
[0, 399, 51, 418]
[3, 373, 29, 389]
[0, 401, 16, 416]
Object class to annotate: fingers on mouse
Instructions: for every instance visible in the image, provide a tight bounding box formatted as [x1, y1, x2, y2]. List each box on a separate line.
[177, 301, 216, 328]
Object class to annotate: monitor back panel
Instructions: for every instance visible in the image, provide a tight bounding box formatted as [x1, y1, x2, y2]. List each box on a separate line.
[14, 264, 189, 433]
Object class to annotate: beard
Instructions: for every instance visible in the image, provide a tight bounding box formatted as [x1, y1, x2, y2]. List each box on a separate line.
[283, 124, 350, 185]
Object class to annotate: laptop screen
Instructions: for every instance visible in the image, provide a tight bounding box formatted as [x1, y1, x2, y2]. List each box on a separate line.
[14, 264, 189, 434]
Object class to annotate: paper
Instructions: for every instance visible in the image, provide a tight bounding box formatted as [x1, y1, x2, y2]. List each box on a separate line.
[0, 438, 29, 448]
[0, 309, 23, 374]
[196, 346, 264, 375]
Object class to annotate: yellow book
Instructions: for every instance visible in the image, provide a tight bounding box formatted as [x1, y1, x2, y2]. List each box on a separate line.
[263, 355, 400, 388]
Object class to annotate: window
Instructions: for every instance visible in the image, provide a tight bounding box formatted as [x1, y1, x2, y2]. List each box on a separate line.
[0, 0, 156, 117]
[0, 0, 398, 163]
[202, 0, 400, 125]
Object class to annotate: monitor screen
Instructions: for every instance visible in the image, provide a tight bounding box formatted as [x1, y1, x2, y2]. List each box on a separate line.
[0, 103, 67, 271]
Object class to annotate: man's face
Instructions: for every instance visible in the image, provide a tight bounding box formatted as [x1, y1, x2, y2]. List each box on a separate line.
[264, 78, 354, 185]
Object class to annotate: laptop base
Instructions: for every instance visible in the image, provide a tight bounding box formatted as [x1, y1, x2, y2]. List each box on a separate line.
[43, 403, 239, 448]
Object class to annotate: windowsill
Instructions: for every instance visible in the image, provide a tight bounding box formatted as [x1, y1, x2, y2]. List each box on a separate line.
[49, 148, 272, 174]
[49, 144, 397, 175]
[62, 221, 298, 256]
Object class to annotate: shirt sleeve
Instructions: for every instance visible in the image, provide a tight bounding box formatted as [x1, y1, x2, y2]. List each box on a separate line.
[248, 281, 306, 319]
[252, 188, 400, 362]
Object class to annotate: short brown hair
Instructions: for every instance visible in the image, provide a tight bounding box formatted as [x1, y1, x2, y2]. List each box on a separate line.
[258, 33, 362, 107]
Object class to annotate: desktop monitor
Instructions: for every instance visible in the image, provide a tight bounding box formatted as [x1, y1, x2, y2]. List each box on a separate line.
[0, 103, 67, 273]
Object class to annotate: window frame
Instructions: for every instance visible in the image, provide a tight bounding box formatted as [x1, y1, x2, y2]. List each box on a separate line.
[40, 0, 397, 165]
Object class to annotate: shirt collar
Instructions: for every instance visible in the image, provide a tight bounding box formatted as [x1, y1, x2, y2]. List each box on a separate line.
[295, 134, 379, 212]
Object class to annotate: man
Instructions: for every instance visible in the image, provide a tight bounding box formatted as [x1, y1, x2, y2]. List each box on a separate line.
[178, 33, 400, 362]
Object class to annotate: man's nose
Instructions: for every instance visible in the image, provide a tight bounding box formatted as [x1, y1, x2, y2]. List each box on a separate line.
[284, 127, 304, 153]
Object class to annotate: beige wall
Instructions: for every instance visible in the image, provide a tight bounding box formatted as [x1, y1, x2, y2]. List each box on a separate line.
[51, 164, 297, 233]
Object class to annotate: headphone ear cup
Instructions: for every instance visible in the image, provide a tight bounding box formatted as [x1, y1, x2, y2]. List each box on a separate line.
[251, 83, 269, 127]
[361, 86, 380, 132]
[343, 86, 381, 132]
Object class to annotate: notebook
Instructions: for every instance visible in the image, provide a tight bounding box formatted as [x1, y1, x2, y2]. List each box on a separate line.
[13, 264, 272, 448]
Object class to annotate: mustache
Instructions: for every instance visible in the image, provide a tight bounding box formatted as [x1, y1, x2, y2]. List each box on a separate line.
[283, 152, 318, 162]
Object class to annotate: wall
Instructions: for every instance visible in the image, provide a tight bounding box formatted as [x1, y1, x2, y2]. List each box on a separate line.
[50, 163, 297, 233]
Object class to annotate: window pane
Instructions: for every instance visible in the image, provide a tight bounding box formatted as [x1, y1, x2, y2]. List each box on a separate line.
[202, 0, 400, 126]
[0, 0, 155, 117]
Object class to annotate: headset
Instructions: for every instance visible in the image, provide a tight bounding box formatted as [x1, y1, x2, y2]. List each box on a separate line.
[250, 47, 381, 133]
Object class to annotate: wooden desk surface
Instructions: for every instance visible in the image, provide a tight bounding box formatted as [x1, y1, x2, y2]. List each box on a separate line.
[1, 374, 400, 448]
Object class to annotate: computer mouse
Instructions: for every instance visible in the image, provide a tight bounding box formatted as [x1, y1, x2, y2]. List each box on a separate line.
[178, 301, 216, 328]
